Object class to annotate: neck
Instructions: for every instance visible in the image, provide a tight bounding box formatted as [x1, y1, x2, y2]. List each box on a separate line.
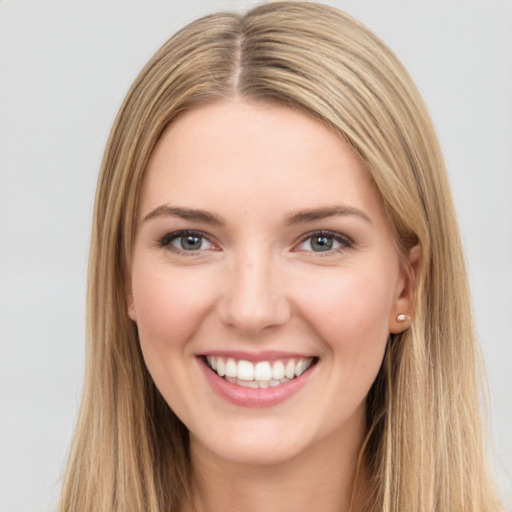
[183, 416, 368, 512]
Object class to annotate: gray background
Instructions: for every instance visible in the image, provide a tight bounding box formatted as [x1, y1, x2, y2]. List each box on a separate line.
[1, 1, 511, 510]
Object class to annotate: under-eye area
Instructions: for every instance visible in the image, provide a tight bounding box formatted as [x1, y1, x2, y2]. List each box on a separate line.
[201, 355, 318, 389]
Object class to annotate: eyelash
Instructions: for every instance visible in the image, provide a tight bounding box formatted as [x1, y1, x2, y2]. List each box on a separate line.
[157, 229, 354, 256]
[158, 230, 215, 256]
[295, 230, 354, 255]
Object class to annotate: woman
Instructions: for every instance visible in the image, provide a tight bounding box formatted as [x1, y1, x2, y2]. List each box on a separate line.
[59, 2, 503, 511]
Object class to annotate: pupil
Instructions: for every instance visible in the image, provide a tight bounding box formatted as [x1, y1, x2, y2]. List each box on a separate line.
[181, 235, 202, 250]
[312, 235, 332, 251]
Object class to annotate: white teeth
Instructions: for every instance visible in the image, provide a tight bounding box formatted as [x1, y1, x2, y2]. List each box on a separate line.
[242, 380, 258, 389]
[206, 355, 216, 370]
[206, 355, 315, 387]
[225, 358, 237, 378]
[236, 378, 288, 388]
[237, 360, 254, 381]
[295, 358, 313, 377]
[295, 359, 306, 377]
[285, 360, 295, 379]
[254, 361, 272, 381]
[272, 360, 285, 380]
[216, 357, 226, 377]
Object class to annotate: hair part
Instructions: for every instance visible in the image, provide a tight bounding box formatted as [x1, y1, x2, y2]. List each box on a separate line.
[60, 3, 502, 511]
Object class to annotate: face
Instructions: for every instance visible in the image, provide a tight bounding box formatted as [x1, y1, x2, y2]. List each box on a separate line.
[128, 100, 414, 467]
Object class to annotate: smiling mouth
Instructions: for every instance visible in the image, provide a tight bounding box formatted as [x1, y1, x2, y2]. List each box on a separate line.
[203, 355, 317, 389]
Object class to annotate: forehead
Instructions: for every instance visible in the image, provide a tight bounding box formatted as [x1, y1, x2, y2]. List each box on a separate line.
[140, 100, 387, 229]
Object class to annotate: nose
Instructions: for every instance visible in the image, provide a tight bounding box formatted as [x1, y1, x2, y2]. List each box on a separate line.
[217, 253, 291, 335]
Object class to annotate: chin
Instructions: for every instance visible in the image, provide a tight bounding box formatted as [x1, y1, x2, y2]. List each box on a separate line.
[190, 423, 313, 468]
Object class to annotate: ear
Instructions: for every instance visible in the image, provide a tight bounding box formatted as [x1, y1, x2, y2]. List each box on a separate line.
[389, 244, 421, 333]
[126, 284, 137, 322]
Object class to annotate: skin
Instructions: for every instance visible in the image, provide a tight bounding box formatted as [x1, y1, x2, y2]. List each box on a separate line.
[128, 100, 417, 512]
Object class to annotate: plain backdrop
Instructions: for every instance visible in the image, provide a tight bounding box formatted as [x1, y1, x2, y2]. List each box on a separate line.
[0, 1, 511, 511]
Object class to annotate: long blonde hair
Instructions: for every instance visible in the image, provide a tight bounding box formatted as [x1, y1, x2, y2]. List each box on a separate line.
[59, 2, 503, 511]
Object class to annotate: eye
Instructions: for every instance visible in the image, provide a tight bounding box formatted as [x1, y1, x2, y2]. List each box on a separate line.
[296, 231, 353, 253]
[160, 230, 215, 253]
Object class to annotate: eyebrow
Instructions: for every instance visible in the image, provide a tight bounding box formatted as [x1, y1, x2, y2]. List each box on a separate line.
[284, 205, 372, 225]
[142, 205, 224, 225]
[142, 204, 372, 226]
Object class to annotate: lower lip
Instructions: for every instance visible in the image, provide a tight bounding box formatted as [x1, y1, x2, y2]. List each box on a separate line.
[198, 358, 315, 408]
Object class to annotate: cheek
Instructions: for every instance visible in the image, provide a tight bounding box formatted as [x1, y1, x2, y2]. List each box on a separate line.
[297, 267, 394, 371]
[130, 263, 220, 420]
[131, 263, 218, 354]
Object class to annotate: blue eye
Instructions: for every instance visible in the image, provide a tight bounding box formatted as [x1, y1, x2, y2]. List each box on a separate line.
[160, 231, 214, 252]
[297, 231, 353, 253]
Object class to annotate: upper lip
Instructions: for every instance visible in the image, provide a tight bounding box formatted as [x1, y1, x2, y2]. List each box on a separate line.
[197, 350, 316, 363]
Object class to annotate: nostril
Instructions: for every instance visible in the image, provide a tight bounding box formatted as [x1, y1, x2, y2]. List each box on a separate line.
[216, 259, 291, 333]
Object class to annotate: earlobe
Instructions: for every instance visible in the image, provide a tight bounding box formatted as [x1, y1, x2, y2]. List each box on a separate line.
[389, 244, 421, 333]
[127, 292, 137, 322]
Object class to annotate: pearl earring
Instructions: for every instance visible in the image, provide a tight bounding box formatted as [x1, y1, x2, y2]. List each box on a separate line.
[396, 314, 411, 322]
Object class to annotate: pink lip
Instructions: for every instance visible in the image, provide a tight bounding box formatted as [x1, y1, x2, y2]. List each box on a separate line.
[198, 350, 313, 363]
[198, 356, 316, 408]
